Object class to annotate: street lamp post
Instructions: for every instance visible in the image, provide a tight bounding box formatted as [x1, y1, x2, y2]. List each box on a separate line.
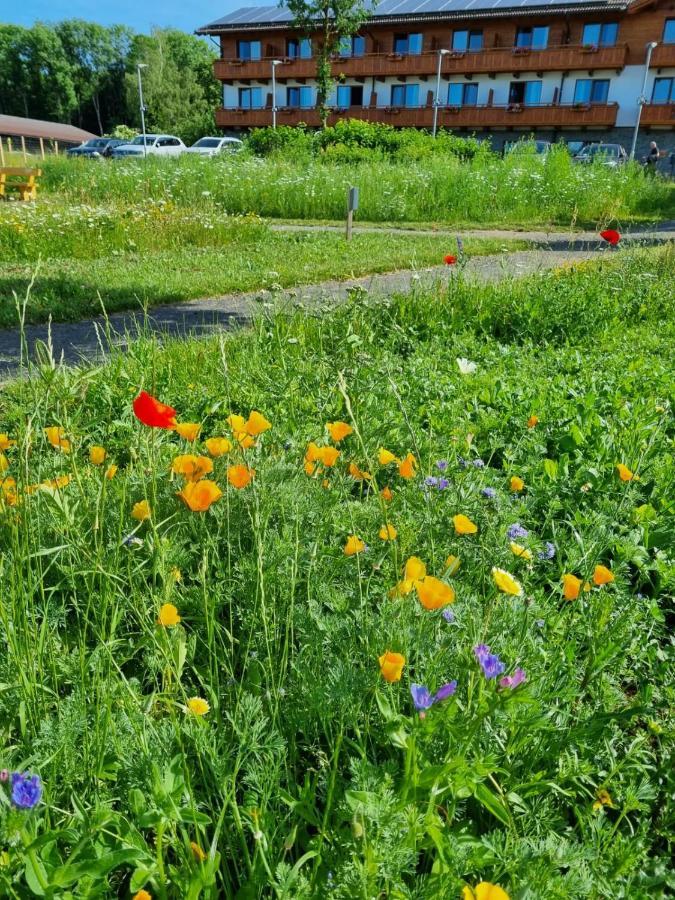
[432, 49, 450, 138]
[271, 60, 282, 129]
[136, 63, 148, 157]
[629, 41, 658, 160]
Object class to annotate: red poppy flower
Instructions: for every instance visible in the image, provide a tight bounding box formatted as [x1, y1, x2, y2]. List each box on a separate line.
[599, 229, 620, 246]
[133, 391, 177, 429]
[444, 254, 457, 265]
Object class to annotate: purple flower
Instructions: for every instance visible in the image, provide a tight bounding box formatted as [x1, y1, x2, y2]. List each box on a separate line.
[410, 684, 434, 710]
[538, 542, 556, 560]
[434, 680, 458, 701]
[11, 773, 42, 810]
[472, 459, 485, 469]
[499, 668, 527, 690]
[481, 487, 497, 499]
[436, 460, 448, 471]
[424, 476, 439, 488]
[438, 477, 450, 491]
[442, 608, 455, 623]
[473, 644, 505, 679]
[535, 618, 545, 628]
[458, 457, 468, 469]
[507, 523, 528, 541]
[473, 643, 490, 660]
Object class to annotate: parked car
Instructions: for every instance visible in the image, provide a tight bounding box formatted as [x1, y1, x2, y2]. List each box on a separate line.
[111, 134, 186, 158]
[67, 138, 126, 158]
[503, 139, 551, 156]
[185, 136, 243, 156]
[573, 143, 628, 167]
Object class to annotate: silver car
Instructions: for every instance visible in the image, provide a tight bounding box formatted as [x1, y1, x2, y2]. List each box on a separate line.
[573, 143, 628, 167]
[111, 134, 186, 158]
[185, 136, 244, 156]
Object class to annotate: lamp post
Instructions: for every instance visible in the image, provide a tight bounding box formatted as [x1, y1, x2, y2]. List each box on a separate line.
[271, 59, 282, 129]
[136, 63, 148, 157]
[432, 48, 450, 137]
[629, 41, 658, 160]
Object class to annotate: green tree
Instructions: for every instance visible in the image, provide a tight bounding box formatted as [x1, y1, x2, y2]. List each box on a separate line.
[286, 0, 370, 127]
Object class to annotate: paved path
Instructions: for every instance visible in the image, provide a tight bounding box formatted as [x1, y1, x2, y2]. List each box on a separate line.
[0, 248, 601, 378]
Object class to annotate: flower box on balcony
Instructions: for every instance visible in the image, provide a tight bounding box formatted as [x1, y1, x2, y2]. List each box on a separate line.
[385, 106, 402, 114]
[507, 103, 523, 113]
[449, 50, 466, 59]
[446, 105, 462, 114]
[386, 53, 404, 60]
[232, 60, 245, 66]
[512, 47, 530, 56]
[573, 103, 591, 111]
[581, 45, 599, 53]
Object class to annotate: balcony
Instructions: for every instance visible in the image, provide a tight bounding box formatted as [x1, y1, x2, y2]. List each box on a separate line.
[216, 102, 618, 130]
[639, 103, 675, 126]
[651, 43, 675, 68]
[213, 44, 628, 81]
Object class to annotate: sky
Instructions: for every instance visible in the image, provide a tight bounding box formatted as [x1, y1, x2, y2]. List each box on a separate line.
[2, 0, 265, 34]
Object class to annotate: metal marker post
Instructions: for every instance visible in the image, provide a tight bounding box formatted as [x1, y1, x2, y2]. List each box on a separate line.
[629, 42, 657, 160]
[346, 186, 359, 241]
[432, 49, 449, 138]
[137, 63, 148, 157]
[271, 60, 282, 129]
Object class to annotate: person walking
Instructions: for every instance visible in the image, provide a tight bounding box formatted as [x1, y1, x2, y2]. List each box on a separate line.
[645, 140, 660, 173]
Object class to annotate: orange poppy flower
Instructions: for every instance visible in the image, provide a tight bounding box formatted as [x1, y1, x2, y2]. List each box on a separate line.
[245, 411, 272, 436]
[304, 460, 316, 476]
[317, 446, 340, 467]
[462, 883, 510, 900]
[398, 453, 417, 479]
[205, 437, 233, 457]
[0, 434, 15, 451]
[326, 421, 353, 443]
[132, 500, 151, 521]
[593, 564, 615, 585]
[562, 573, 582, 601]
[378, 524, 397, 541]
[378, 651, 405, 683]
[392, 556, 427, 597]
[44, 426, 71, 453]
[89, 445, 106, 466]
[344, 535, 366, 555]
[348, 462, 372, 481]
[453, 514, 477, 535]
[171, 454, 214, 482]
[527, 415, 539, 428]
[378, 448, 398, 465]
[616, 463, 635, 482]
[416, 576, 455, 610]
[133, 391, 177, 429]
[158, 603, 181, 627]
[105, 464, 118, 480]
[177, 479, 223, 511]
[227, 464, 254, 489]
[510, 476, 525, 492]
[381, 486, 393, 501]
[175, 423, 201, 442]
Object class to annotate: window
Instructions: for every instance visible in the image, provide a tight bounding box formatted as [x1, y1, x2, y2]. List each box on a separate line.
[237, 40, 261, 60]
[286, 86, 314, 108]
[515, 26, 549, 49]
[509, 80, 542, 104]
[337, 35, 366, 56]
[393, 33, 423, 54]
[447, 82, 478, 106]
[452, 29, 484, 51]
[663, 19, 675, 43]
[573, 78, 610, 103]
[287, 38, 312, 58]
[391, 83, 419, 107]
[239, 87, 263, 109]
[652, 77, 674, 103]
[582, 23, 618, 46]
[336, 84, 364, 106]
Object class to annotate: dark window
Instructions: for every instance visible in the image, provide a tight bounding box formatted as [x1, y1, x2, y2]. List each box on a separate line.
[287, 38, 312, 58]
[286, 86, 313, 107]
[391, 83, 419, 106]
[336, 84, 364, 106]
[509, 81, 542, 104]
[515, 26, 549, 49]
[447, 82, 478, 105]
[393, 33, 423, 54]
[452, 29, 483, 51]
[573, 78, 610, 103]
[238, 40, 261, 60]
[239, 87, 263, 109]
[652, 77, 674, 103]
[663, 19, 675, 43]
[582, 23, 618, 46]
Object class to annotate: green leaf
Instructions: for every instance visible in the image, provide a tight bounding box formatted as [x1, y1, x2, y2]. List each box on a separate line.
[472, 782, 511, 826]
[543, 458, 558, 480]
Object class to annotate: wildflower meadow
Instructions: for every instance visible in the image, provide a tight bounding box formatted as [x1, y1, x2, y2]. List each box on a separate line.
[0, 233, 672, 897]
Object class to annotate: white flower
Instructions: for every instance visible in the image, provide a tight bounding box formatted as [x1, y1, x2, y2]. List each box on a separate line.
[456, 358, 477, 375]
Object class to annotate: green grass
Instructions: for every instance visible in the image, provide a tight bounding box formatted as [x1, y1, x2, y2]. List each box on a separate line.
[0, 247, 672, 898]
[37, 150, 675, 227]
[0, 198, 525, 326]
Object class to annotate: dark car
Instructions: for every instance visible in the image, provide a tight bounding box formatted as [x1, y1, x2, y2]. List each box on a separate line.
[67, 138, 125, 159]
[573, 143, 628, 167]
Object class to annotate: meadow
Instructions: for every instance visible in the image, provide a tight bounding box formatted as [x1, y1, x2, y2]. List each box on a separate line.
[0, 245, 673, 898]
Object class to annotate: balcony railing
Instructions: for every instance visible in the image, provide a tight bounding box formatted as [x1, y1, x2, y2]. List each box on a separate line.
[651, 43, 675, 68]
[214, 43, 628, 80]
[639, 102, 675, 126]
[216, 102, 619, 129]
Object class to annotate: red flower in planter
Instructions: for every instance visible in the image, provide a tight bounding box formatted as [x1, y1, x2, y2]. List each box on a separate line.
[444, 254, 458, 265]
[600, 229, 621, 246]
[133, 391, 177, 429]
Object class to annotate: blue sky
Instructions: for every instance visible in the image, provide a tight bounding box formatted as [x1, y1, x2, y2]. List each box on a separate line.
[3, 0, 263, 33]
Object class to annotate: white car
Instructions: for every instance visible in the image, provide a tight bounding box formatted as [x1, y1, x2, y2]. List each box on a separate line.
[185, 136, 243, 156]
[111, 134, 186, 158]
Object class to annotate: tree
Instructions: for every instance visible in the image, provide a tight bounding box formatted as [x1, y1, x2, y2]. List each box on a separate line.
[286, 0, 370, 127]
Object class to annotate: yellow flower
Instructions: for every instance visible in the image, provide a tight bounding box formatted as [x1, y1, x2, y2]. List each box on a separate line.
[453, 514, 478, 535]
[616, 463, 635, 482]
[306, 443, 339, 467]
[191, 841, 207, 862]
[245, 411, 271, 436]
[562, 573, 582, 601]
[527, 415, 539, 428]
[381, 486, 393, 501]
[171, 567, 182, 582]
[462, 883, 510, 900]
[593, 788, 614, 811]
[304, 460, 316, 476]
[593, 564, 614, 586]
[133, 891, 152, 900]
[444, 555, 461, 575]
[344, 535, 365, 556]
[187, 697, 210, 716]
[378, 651, 405, 683]
[378, 448, 399, 465]
[348, 462, 371, 481]
[378, 524, 397, 541]
[416, 576, 455, 610]
[509, 542, 532, 561]
[104, 464, 118, 480]
[205, 437, 233, 457]
[0, 454, 8, 473]
[326, 421, 352, 442]
[178, 479, 223, 511]
[89, 445, 106, 465]
[0, 434, 15, 451]
[39, 475, 71, 491]
[171, 454, 214, 482]
[510, 476, 524, 492]
[132, 500, 151, 521]
[158, 603, 181, 627]
[1, 477, 18, 507]
[227, 464, 254, 489]
[398, 452, 417, 479]
[45, 426, 71, 453]
[175, 422, 201, 442]
[492, 567, 523, 596]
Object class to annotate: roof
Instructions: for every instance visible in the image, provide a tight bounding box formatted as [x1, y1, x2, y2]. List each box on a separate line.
[0, 115, 96, 144]
[197, 0, 630, 32]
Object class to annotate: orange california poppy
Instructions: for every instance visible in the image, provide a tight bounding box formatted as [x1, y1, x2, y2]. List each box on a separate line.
[326, 421, 353, 442]
[416, 576, 455, 610]
[227, 464, 255, 489]
[89, 445, 106, 465]
[527, 415, 539, 428]
[175, 423, 201, 442]
[245, 411, 272, 436]
[344, 535, 366, 555]
[593, 564, 615, 585]
[398, 452, 417, 479]
[616, 463, 635, 482]
[205, 437, 233, 457]
[453, 514, 478, 535]
[562, 573, 582, 601]
[171, 454, 214, 482]
[44, 426, 71, 453]
[510, 476, 525, 492]
[177, 479, 223, 511]
[378, 651, 405, 683]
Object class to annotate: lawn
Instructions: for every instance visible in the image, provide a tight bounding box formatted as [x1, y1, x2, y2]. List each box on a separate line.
[0, 199, 524, 327]
[0, 246, 672, 898]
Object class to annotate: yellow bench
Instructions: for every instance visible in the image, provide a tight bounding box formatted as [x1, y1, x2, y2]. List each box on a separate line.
[0, 167, 41, 201]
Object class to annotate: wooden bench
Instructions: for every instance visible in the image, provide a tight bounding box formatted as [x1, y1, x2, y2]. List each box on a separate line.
[0, 167, 41, 201]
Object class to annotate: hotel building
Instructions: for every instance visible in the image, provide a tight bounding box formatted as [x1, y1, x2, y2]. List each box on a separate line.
[198, 0, 675, 151]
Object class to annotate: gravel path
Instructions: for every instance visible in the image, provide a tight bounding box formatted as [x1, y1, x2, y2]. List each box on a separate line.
[0, 247, 620, 378]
